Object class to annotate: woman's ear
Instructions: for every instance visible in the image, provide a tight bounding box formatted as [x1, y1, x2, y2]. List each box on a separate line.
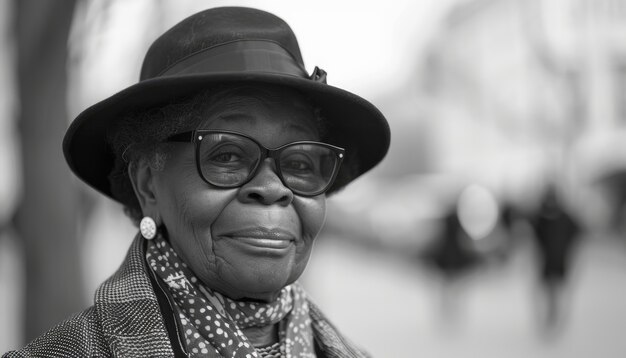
[128, 159, 159, 216]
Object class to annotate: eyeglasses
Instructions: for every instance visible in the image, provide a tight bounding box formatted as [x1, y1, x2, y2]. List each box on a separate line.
[166, 130, 345, 196]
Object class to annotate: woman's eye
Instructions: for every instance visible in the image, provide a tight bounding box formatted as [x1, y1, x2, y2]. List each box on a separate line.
[210, 152, 240, 163]
[283, 159, 314, 173]
[287, 161, 308, 170]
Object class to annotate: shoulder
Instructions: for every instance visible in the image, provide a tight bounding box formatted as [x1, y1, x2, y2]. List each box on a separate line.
[2, 237, 173, 358]
[3, 306, 110, 358]
[308, 300, 371, 358]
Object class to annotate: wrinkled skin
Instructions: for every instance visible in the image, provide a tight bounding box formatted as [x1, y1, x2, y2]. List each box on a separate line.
[131, 91, 326, 302]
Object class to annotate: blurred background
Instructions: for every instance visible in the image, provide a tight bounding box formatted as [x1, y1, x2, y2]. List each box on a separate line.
[1, 0, 626, 357]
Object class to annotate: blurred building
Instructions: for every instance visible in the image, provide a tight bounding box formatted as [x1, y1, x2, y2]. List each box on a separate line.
[325, 0, 626, 252]
[417, 0, 626, 232]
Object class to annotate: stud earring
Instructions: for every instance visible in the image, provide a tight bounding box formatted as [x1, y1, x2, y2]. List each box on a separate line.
[140, 216, 157, 240]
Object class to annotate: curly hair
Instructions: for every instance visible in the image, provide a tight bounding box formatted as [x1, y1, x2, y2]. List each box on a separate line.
[106, 83, 348, 226]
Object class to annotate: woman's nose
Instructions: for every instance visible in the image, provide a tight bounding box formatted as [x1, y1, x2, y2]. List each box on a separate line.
[237, 159, 294, 206]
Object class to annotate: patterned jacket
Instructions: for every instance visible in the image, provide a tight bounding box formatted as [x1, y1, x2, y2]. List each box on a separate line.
[3, 236, 368, 357]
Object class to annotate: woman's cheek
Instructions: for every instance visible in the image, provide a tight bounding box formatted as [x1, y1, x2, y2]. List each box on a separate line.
[296, 196, 327, 241]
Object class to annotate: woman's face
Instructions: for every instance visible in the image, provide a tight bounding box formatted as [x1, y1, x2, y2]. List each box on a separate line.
[147, 92, 326, 301]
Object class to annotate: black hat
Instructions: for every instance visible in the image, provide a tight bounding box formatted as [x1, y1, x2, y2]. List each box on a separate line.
[63, 6, 390, 199]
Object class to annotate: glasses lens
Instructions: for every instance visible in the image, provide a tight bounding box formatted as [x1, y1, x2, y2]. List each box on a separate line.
[198, 133, 261, 187]
[279, 144, 339, 194]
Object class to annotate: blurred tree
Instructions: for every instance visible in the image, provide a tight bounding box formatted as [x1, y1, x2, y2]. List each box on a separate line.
[13, 0, 83, 342]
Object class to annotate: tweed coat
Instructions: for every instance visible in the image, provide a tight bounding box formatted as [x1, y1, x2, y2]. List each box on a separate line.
[3, 236, 368, 358]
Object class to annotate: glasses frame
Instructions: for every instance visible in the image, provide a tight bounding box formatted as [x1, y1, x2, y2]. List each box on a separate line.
[166, 129, 345, 197]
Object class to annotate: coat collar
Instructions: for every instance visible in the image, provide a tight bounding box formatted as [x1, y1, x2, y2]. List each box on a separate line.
[93, 235, 176, 357]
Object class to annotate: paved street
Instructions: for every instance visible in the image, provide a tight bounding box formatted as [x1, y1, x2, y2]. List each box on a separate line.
[303, 233, 626, 358]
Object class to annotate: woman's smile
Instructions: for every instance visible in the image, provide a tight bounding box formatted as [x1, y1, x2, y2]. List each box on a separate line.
[217, 227, 296, 251]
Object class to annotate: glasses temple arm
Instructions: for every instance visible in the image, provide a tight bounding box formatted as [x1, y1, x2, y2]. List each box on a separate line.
[166, 131, 195, 142]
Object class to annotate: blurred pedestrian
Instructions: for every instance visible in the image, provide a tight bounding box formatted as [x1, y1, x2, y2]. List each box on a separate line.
[529, 185, 581, 335]
[420, 203, 482, 324]
[422, 207, 481, 279]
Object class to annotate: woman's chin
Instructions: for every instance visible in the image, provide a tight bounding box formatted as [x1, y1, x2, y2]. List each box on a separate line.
[221, 269, 299, 302]
[211, 244, 303, 299]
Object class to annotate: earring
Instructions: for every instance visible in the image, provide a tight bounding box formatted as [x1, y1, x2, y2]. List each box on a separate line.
[140, 216, 157, 240]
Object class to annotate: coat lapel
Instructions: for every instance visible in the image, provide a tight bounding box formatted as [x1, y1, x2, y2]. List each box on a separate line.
[94, 235, 176, 357]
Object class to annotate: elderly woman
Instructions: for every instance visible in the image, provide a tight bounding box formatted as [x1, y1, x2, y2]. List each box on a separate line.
[5, 7, 389, 358]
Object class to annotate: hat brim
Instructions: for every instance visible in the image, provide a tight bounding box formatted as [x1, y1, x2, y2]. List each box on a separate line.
[63, 72, 390, 200]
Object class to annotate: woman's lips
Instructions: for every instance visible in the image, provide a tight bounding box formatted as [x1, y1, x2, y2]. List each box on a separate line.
[221, 228, 295, 250]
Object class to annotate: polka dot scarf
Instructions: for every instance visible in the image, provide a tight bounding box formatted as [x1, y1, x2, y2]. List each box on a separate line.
[146, 233, 315, 357]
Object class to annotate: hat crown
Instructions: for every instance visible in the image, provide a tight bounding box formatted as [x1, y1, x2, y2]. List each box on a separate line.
[140, 7, 304, 80]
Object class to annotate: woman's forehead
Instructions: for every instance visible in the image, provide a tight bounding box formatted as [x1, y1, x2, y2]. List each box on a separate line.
[203, 108, 319, 146]
[210, 111, 315, 131]
[195, 93, 320, 140]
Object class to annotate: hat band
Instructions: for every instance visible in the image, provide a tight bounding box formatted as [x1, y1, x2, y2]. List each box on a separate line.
[157, 40, 308, 79]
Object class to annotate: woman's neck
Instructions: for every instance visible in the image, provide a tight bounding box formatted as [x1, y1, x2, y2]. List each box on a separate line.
[242, 324, 279, 347]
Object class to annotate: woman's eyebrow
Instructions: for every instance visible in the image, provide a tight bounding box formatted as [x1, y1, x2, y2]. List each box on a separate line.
[285, 122, 317, 135]
[214, 113, 315, 134]
[216, 113, 256, 122]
